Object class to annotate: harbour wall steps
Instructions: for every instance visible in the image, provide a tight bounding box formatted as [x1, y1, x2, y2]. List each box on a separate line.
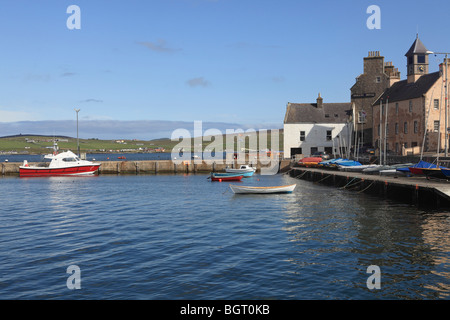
[289, 166, 450, 209]
[1, 159, 292, 176]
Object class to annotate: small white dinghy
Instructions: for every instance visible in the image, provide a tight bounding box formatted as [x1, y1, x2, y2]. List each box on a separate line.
[230, 184, 296, 194]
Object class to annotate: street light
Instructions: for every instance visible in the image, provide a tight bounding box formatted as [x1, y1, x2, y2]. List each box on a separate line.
[427, 51, 449, 156]
[74, 108, 80, 157]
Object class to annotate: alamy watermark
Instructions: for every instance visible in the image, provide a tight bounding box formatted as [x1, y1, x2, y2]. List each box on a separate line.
[170, 121, 280, 175]
[366, 265, 381, 290]
[367, 5, 381, 30]
[66, 265, 81, 290]
[67, 5, 81, 30]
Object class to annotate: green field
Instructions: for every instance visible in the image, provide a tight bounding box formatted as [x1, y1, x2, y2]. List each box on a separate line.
[0, 135, 175, 154]
[0, 131, 284, 154]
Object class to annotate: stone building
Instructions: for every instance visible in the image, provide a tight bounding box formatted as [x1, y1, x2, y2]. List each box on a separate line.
[372, 36, 450, 155]
[283, 94, 353, 158]
[350, 51, 400, 146]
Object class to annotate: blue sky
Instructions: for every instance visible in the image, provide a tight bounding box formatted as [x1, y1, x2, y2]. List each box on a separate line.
[1, 0, 450, 139]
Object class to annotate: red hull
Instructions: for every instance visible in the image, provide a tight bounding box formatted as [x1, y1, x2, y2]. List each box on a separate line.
[408, 168, 424, 175]
[210, 175, 243, 181]
[19, 165, 100, 177]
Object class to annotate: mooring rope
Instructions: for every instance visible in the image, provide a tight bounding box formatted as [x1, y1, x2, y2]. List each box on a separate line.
[314, 174, 332, 184]
[339, 177, 361, 189]
[343, 180, 364, 189]
[357, 181, 375, 193]
[293, 170, 309, 179]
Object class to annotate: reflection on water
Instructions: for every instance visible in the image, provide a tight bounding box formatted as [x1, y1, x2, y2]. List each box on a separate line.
[421, 212, 450, 298]
[280, 177, 450, 299]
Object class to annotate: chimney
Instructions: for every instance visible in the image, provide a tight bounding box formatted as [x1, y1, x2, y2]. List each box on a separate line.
[316, 93, 323, 108]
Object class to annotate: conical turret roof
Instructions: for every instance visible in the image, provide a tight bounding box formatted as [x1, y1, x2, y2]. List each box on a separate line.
[405, 35, 429, 56]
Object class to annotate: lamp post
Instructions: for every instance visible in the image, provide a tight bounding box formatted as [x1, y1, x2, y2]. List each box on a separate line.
[75, 108, 80, 157]
[427, 51, 449, 156]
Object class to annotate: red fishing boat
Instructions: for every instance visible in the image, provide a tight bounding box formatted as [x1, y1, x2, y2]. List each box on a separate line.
[19, 143, 101, 177]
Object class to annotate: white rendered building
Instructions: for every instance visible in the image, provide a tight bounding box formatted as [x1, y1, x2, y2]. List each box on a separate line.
[283, 94, 354, 159]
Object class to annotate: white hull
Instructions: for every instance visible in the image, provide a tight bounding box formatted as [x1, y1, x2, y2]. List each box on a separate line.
[225, 165, 256, 174]
[339, 165, 378, 172]
[379, 169, 397, 176]
[230, 184, 296, 194]
[225, 169, 254, 173]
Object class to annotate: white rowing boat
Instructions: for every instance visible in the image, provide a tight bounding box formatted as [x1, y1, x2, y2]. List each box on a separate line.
[230, 184, 296, 194]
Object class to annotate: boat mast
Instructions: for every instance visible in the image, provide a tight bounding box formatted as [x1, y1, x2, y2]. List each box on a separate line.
[379, 99, 383, 165]
[421, 86, 436, 161]
[437, 72, 445, 165]
[384, 98, 389, 165]
[52, 139, 59, 156]
[445, 54, 448, 157]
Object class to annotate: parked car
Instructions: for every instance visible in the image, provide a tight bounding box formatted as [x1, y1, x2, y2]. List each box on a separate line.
[312, 151, 330, 160]
[357, 147, 375, 155]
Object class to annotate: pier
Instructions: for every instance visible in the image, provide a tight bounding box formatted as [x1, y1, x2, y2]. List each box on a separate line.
[0, 159, 292, 176]
[289, 166, 450, 209]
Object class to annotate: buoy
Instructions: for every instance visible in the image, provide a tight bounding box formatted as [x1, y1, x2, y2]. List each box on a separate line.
[219, 179, 222, 182]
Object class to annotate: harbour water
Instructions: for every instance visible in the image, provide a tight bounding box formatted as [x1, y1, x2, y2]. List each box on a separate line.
[0, 173, 448, 300]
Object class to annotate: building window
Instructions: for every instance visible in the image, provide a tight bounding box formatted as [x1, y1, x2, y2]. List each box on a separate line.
[434, 121, 440, 132]
[300, 131, 305, 141]
[412, 142, 418, 147]
[376, 76, 381, 83]
[395, 103, 399, 115]
[326, 130, 332, 141]
[325, 114, 330, 118]
[395, 143, 399, 153]
[358, 111, 367, 123]
[334, 114, 339, 118]
[386, 124, 389, 136]
[395, 123, 399, 135]
[434, 99, 439, 110]
[409, 101, 413, 112]
[418, 55, 426, 63]
[414, 121, 418, 133]
[404, 122, 408, 134]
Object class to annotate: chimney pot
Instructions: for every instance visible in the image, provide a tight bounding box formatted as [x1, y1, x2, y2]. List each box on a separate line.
[316, 93, 323, 108]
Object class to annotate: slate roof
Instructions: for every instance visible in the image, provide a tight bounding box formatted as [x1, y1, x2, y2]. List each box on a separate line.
[372, 71, 441, 105]
[405, 36, 429, 56]
[284, 103, 352, 124]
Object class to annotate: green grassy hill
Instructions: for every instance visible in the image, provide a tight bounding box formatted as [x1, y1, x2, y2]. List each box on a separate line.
[0, 130, 284, 154]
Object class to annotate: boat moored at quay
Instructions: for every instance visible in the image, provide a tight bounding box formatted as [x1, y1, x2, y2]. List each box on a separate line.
[19, 143, 101, 177]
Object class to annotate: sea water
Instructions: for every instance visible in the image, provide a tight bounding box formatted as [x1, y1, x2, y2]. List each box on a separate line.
[0, 173, 448, 299]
